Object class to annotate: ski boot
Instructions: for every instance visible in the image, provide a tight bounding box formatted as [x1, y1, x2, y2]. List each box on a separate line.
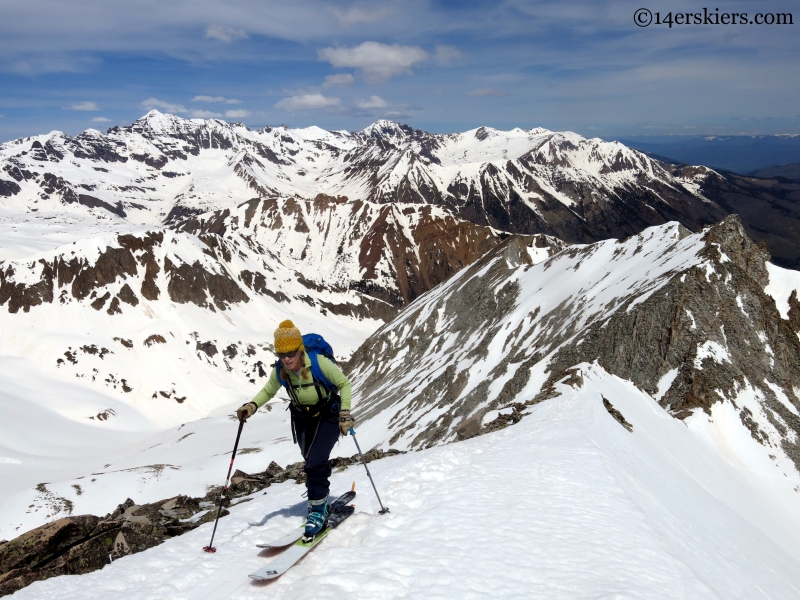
[303, 498, 330, 540]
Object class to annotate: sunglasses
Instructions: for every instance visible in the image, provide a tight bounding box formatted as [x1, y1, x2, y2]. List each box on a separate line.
[277, 349, 301, 360]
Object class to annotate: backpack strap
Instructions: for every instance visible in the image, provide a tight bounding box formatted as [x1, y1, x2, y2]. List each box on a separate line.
[307, 351, 334, 392]
[273, 357, 336, 415]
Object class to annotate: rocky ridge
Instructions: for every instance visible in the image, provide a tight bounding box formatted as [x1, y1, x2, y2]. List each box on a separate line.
[346, 216, 800, 478]
[0, 449, 398, 597]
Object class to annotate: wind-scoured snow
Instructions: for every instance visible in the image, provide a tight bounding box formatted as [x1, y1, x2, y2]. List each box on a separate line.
[765, 262, 800, 320]
[349, 221, 705, 449]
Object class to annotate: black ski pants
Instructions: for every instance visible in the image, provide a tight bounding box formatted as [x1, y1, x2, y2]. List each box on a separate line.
[294, 412, 340, 502]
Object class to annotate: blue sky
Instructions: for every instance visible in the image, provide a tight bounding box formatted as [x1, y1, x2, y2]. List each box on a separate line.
[0, 0, 798, 141]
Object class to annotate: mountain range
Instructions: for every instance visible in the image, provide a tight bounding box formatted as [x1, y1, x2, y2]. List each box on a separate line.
[3, 111, 800, 270]
[1, 114, 800, 597]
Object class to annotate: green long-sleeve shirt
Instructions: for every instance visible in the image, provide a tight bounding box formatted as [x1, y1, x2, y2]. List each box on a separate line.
[251, 353, 352, 411]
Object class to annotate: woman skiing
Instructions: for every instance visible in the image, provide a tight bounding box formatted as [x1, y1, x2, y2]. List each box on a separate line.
[236, 320, 354, 537]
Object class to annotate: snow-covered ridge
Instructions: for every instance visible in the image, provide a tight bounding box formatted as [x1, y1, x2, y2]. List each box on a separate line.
[348, 215, 800, 478]
[9, 371, 800, 598]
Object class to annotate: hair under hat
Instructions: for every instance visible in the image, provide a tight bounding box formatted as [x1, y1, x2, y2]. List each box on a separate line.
[274, 320, 303, 354]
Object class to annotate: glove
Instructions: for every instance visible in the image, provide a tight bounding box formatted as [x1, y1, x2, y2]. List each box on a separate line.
[338, 410, 354, 436]
[237, 402, 257, 421]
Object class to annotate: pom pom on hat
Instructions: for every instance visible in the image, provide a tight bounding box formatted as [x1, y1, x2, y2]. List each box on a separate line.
[274, 320, 303, 353]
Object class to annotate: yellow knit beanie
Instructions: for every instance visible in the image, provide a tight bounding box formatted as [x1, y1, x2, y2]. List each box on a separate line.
[274, 320, 303, 353]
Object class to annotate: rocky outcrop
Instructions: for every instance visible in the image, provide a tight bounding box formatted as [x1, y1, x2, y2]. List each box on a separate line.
[0, 232, 164, 314]
[164, 256, 248, 311]
[347, 216, 800, 462]
[0, 179, 20, 196]
[0, 450, 401, 597]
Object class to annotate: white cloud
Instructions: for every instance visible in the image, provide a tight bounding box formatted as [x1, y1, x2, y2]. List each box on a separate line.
[319, 41, 427, 81]
[142, 97, 187, 114]
[225, 109, 251, 118]
[69, 101, 99, 111]
[188, 109, 222, 118]
[192, 95, 242, 104]
[356, 95, 389, 109]
[91, 116, 111, 122]
[141, 97, 240, 120]
[323, 73, 355, 87]
[467, 88, 509, 97]
[332, 6, 392, 25]
[205, 25, 248, 42]
[276, 93, 341, 111]
[434, 45, 463, 66]
[6, 55, 99, 76]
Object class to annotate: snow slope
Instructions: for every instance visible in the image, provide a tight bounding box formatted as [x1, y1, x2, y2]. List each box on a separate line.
[11, 364, 800, 599]
[0, 222, 384, 538]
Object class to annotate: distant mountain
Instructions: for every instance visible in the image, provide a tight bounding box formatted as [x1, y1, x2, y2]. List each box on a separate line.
[620, 134, 800, 175]
[2, 112, 800, 267]
[748, 162, 800, 182]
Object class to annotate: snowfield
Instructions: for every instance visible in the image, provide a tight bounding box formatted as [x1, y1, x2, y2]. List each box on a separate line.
[11, 364, 800, 599]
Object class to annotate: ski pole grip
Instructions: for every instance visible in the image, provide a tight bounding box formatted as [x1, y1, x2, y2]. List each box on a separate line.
[349, 427, 355, 436]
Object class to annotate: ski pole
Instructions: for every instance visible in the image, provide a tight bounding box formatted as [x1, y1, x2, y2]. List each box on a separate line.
[349, 427, 389, 514]
[203, 417, 246, 553]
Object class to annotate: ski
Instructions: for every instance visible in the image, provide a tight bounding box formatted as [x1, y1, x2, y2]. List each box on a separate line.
[255, 490, 356, 550]
[249, 495, 356, 580]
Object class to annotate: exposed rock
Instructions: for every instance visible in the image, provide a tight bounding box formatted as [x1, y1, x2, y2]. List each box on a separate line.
[789, 290, 800, 334]
[196, 341, 218, 357]
[117, 284, 139, 306]
[164, 256, 249, 310]
[106, 297, 122, 314]
[346, 216, 800, 462]
[78, 194, 125, 218]
[143, 335, 167, 347]
[0, 261, 54, 313]
[602, 397, 633, 432]
[0, 449, 401, 596]
[0, 180, 21, 197]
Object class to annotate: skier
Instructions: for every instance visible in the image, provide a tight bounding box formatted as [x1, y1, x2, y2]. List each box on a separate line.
[236, 320, 354, 537]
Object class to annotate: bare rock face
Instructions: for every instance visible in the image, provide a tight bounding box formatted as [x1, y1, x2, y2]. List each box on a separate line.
[0, 516, 102, 596]
[347, 216, 800, 466]
[176, 196, 546, 308]
[0, 179, 21, 197]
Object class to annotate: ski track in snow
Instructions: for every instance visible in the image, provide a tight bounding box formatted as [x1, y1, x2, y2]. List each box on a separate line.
[14, 366, 800, 599]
